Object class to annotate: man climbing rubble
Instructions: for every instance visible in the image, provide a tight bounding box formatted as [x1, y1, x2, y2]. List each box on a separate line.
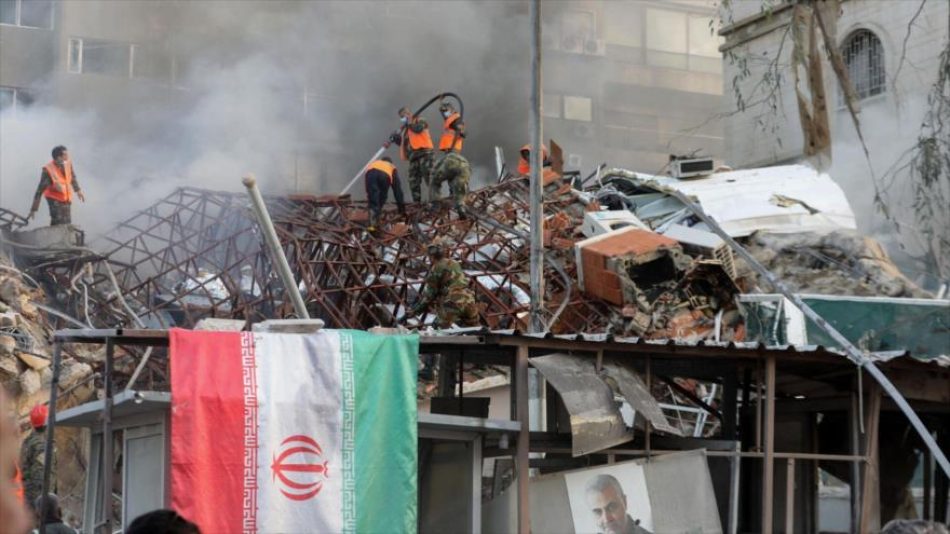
[28, 146, 85, 226]
[406, 237, 479, 328]
[516, 143, 551, 175]
[429, 101, 470, 217]
[20, 404, 55, 513]
[364, 156, 406, 232]
[393, 106, 435, 203]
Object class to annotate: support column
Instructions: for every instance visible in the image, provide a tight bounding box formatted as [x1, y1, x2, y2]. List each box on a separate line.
[860, 381, 881, 533]
[516, 345, 531, 534]
[762, 355, 776, 534]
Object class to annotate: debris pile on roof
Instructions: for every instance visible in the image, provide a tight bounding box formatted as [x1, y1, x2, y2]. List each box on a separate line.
[3, 161, 926, 345]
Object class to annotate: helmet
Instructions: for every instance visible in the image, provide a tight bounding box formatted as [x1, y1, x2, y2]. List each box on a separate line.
[30, 404, 48, 429]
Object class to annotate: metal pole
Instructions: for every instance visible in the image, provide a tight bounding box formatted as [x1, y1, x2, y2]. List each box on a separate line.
[762, 355, 776, 534]
[242, 174, 310, 319]
[785, 458, 795, 534]
[665, 186, 950, 477]
[340, 146, 387, 197]
[102, 338, 115, 534]
[516, 345, 531, 534]
[528, 0, 544, 334]
[39, 341, 62, 534]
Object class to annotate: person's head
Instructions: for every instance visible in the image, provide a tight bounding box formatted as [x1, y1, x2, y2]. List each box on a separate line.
[30, 404, 48, 431]
[34, 493, 63, 524]
[438, 100, 455, 118]
[398, 107, 411, 123]
[51, 145, 68, 164]
[126, 509, 201, 534]
[381, 156, 393, 164]
[427, 237, 448, 261]
[585, 474, 631, 534]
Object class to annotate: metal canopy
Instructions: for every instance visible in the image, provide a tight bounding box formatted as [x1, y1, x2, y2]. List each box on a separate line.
[601, 355, 683, 436]
[530, 353, 633, 457]
[54, 390, 170, 427]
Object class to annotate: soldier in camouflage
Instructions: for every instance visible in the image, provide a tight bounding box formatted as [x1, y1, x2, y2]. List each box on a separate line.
[396, 107, 435, 203]
[430, 152, 471, 214]
[408, 239, 479, 328]
[21, 404, 55, 512]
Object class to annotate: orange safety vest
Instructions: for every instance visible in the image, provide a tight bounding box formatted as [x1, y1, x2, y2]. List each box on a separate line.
[400, 119, 434, 161]
[366, 160, 396, 184]
[42, 160, 74, 203]
[12, 463, 24, 504]
[517, 144, 549, 175]
[438, 112, 464, 152]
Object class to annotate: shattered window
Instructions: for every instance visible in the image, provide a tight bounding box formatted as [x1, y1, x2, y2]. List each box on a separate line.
[560, 10, 594, 52]
[842, 29, 885, 100]
[563, 95, 592, 122]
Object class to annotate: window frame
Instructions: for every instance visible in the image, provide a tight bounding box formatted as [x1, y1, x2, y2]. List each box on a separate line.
[0, 85, 35, 116]
[0, 0, 54, 29]
[840, 28, 886, 102]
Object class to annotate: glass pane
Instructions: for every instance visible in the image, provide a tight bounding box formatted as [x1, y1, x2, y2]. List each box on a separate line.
[605, 2, 642, 48]
[0, 0, 16, 25]
[564, 95, 592, 122]
[646, 8, 687, 53]
[688, 15, 721, 58]
[0, 87, 14, 113]
[647, 50, 688, 70]
[19, 0, 52, 28]
[83, 39, 130, 77]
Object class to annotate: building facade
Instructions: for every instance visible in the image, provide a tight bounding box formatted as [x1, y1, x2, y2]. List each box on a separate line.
[719, 0, 950, 286]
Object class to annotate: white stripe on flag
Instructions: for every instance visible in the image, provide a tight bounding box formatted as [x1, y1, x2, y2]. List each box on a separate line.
[254, 331, 345, 533]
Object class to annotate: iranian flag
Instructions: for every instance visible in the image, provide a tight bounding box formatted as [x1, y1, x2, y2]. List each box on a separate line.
[169, 328, 419, 534]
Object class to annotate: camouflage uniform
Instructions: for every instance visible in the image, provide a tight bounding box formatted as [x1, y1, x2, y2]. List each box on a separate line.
[402, 118, 434, 203]
[411, 257, 479, 328]
[429, 152, 471, 207]
[19, 430, 55, 510]
[407, 151, 434, 203]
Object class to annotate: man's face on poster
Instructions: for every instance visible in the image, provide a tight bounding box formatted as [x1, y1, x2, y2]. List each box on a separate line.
[586, 483, 629, 534]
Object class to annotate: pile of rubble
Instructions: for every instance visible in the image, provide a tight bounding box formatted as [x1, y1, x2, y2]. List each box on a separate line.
[3, 161, 927, 348]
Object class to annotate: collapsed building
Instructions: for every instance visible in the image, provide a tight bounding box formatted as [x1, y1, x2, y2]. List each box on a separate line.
[1, 156, 948, 533]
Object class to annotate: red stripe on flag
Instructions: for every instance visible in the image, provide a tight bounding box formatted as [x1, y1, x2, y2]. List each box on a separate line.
[170, 329, 257, 533]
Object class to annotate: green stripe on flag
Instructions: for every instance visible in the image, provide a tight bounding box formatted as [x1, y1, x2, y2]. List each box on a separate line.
[346, 330, 419, 534]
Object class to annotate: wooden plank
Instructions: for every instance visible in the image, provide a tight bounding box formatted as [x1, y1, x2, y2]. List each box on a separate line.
[516, 345, 531, 534]
[860, 382, 882, 533]
[762, 355, 776, 534]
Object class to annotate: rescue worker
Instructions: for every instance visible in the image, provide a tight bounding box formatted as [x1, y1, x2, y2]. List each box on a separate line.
[429, 101, 471, 216]
[28, 146, 85, 226]
[20, 404, 55, 512]
[407, 238, 479, 328]
[364, 156, 406, 232]
[516, 143, 552, 175]
[394, 107, 435, 203]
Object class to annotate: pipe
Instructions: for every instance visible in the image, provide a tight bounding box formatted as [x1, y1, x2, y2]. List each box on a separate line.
[528, 0, 543, 334]
[38, 342, 62, 534]
[340, 145, 387, 197]
[242, 174, 310, 319]
[662, 183, 950, 477]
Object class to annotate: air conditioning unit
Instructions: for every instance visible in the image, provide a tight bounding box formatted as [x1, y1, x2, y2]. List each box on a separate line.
[670, 157, 715, 179]
[561, 35, 584, 54]
[581, 210, 648, 238]
[584, 39, 607, 56]
[573, 124, 595, 139]
[567, 154, 583, 169]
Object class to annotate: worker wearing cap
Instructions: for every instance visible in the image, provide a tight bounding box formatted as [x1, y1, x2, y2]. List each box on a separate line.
[429, 101, 471, 216]
[408, 238, 479, 328]
[28, 145, 86, 226]
[20, 404, 55, 511]
[364, 156, 406, 232]
[394, 107, 434, 203]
